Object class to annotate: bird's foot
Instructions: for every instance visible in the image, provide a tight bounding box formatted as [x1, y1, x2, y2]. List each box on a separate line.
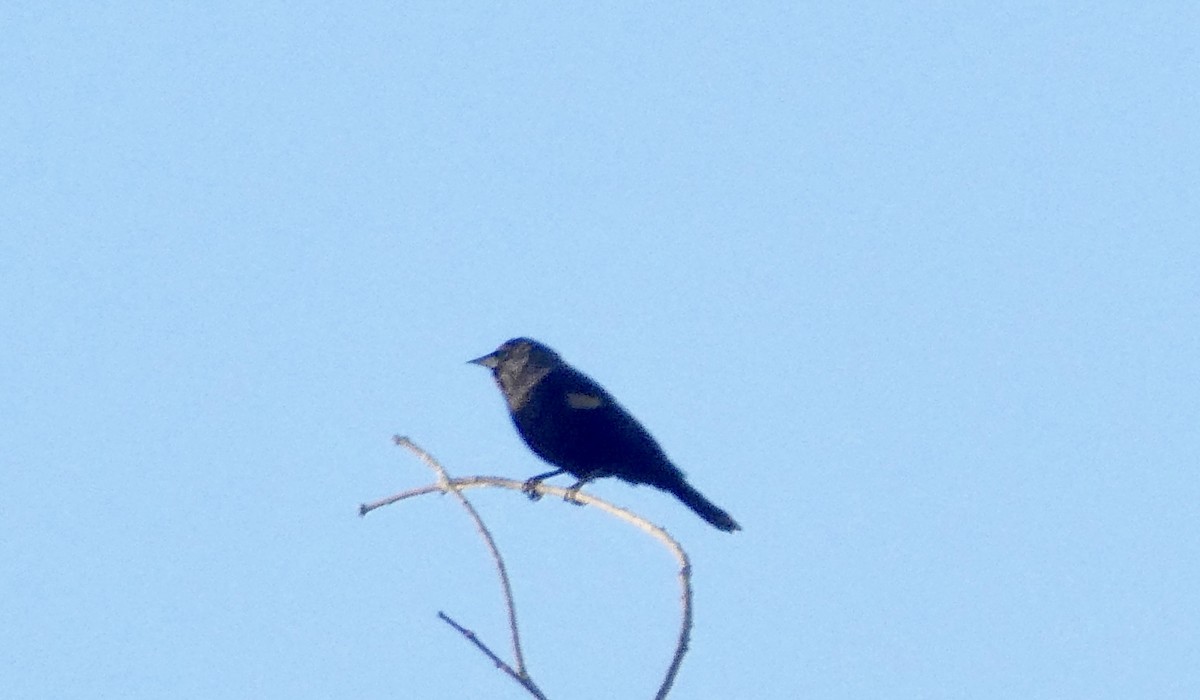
[563, 482, 588, 506]
[521, 477, 545, 501]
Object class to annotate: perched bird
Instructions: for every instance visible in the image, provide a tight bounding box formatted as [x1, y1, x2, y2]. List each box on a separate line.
[469, 337, 740, 532]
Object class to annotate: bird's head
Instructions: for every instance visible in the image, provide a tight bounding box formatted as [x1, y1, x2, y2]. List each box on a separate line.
[468, 337, 559, 373]
[469, 338, 562, 410]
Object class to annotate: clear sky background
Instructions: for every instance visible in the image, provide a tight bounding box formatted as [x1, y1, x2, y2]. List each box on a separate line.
[3, 3, 1198, 699]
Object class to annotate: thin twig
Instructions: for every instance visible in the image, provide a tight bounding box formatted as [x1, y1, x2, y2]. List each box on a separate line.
[437, 611, 548, 700]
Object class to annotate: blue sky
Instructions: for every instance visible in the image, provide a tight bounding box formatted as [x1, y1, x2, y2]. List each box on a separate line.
[3, 3, 1198, 698]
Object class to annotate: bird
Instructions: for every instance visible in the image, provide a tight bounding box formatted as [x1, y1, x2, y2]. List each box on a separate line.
[469, 337, 740, 532]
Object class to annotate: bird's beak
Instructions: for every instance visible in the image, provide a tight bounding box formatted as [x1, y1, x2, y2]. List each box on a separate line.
[468, 351, 500, 369]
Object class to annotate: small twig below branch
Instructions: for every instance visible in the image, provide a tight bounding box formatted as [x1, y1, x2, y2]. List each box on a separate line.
[438, 611, 548, 700]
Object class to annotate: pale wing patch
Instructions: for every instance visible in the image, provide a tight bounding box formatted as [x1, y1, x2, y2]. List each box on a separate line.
[566, 391, 604, 409]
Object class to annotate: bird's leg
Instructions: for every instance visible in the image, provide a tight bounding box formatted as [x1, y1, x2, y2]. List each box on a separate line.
[563, 472, 604, 506]
[522, 469, 565, 500]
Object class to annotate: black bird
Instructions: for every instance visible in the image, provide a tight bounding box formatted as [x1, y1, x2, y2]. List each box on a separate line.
[469, 337, 740, 532]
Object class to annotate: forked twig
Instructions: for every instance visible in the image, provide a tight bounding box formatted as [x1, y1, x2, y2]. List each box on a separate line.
[362, 436, 694, 699]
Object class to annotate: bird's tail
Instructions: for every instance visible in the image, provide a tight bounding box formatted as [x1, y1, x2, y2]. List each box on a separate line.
[667, 480, 741, 532]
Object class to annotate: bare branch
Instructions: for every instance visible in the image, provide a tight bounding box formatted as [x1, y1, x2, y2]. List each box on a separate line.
[363, 437, 695, 699]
